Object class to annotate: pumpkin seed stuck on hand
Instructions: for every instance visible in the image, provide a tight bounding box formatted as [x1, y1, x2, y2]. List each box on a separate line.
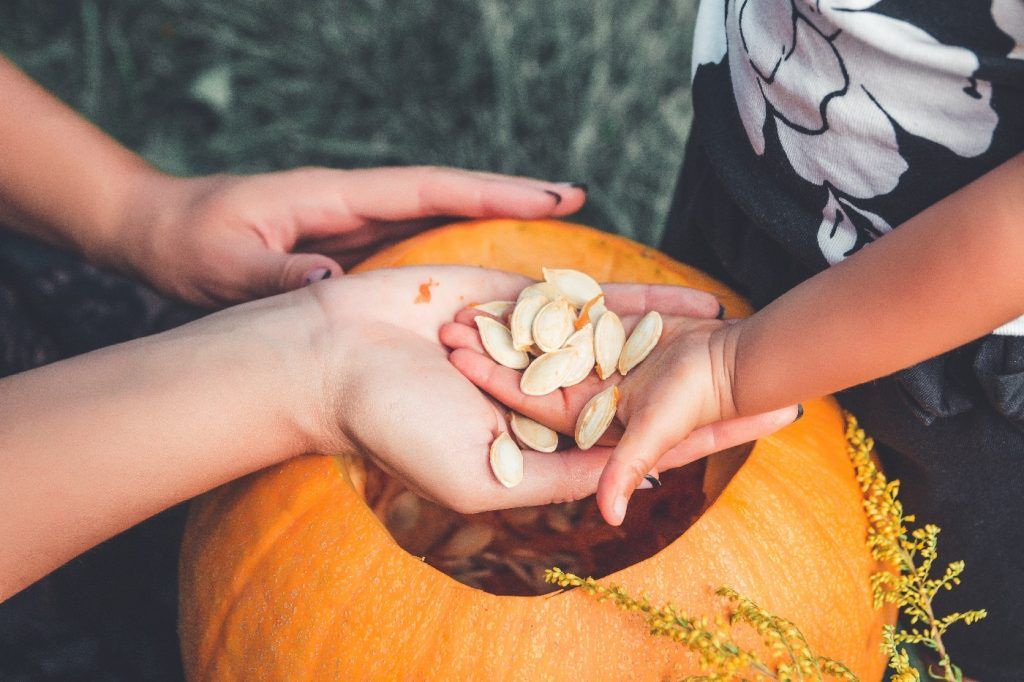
[510, 412, 558, 453]
[489, 432, 524, 488]
[618, 311, 663, 376]
[575, 385, 620, 450]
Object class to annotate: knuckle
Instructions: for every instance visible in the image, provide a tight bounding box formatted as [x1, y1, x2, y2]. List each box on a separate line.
[625, 457, 651, 483]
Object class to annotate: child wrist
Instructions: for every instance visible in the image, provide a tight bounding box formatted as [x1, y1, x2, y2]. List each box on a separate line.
[708, 320, 744, 420]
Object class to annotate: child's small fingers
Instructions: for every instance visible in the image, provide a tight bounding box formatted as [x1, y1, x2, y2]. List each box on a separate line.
[453, 307, 507, 327]
[439, 322, 485, 354]
[596, 408, 693, 526]
[601, 284, 721, 319]
[656, 406, 801, 470]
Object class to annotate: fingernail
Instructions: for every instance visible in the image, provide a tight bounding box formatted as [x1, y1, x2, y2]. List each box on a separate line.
[794, 403, 804, 421]
[569, 182, 589, 193]
[304, 268, 331, 285]
[636, 474, 662, 490]
[544, 190, 563, 205]
[612, 494, 628, 524]
[716, 303, 726, 320]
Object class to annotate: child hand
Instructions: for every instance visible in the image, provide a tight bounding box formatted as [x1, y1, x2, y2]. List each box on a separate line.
[442, 308, 799, 524]
[113, 166, 584, 307]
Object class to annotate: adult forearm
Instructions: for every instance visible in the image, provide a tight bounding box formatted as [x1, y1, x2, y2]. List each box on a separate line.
[0, 55, 160, 262]
[727, 153, 1024, 415]
[0, 292, 322, 600]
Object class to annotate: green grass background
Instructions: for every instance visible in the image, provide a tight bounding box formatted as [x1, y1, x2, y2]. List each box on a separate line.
[0, 0, 697, 246]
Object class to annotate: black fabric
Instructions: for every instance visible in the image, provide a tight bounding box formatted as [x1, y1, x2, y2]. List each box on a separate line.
[662, 127, 1024, 680]
[0, 229, 198, 681]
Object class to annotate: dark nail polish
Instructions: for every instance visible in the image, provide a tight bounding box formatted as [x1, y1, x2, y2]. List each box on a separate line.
[570, 182, 589, 193]
[544, 190, 562, 205]
[304, 268, 331, 285]
[716, 303, 726, 320]
[795, 403, 804, 421]
[643, 474, 662, 489]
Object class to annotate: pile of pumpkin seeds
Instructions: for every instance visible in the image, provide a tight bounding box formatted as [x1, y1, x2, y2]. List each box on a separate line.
[473, 268, 663, 488]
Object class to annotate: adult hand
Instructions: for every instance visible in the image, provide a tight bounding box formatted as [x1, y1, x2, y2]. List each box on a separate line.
[113, 167, 585, 307]
[310, 268, 738, 513]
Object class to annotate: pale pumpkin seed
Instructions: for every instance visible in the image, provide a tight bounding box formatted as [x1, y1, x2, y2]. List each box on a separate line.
[561, 324, 595, 387]
[520, 347, 579, 396]
[574, 385, 619, 450]
[472, 300, 515, 318]
[510, 294, 548, 351]
[517, 281, 561, 302]
[475, 316, 529, 370]
[542, 267, 604, 308]
[618, 311, 663, 376]
[510, 412, 558, 453]
[531, 299, 575, 353]
[489, 432, 524, 488]
[594, 311, 626, 380]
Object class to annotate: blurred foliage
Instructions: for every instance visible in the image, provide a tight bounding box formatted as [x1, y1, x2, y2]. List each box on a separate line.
[0, 0, 696, 245]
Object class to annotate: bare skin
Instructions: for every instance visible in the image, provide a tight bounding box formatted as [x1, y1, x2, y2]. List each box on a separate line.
[0, 268, 731, 601]
[448, 152, 1024, 526]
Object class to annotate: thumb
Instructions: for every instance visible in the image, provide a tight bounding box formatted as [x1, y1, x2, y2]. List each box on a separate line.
[242, 249, 343, 297]
[596, 404, 697, 526]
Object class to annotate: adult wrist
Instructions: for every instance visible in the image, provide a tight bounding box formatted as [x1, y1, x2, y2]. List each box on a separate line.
[81, 163, 178, 273]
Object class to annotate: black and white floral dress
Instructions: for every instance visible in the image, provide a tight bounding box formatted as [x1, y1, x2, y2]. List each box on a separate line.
[661, 1, 1024, 677]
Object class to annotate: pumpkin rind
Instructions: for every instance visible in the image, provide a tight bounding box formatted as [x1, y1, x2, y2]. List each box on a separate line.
[179, 219, 893, 680]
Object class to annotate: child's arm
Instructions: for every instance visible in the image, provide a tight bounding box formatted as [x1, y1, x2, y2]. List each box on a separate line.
[442, 153, 1024, 524]
[0, 55, 585, 306]
[598, 152, 1024, 523]
[726, 153, 1024, 415]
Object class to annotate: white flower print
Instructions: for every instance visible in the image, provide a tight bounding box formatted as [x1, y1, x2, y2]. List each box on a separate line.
[699, 0, 999, 264]
[993, 0, 1024, 60]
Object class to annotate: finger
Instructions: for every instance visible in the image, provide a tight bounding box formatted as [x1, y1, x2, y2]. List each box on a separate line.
[601, 283, 721, 319]
[292, 166, 589, 236]
[487, 445, 665, 509]
[655, 406, 800, 471]
[439, 321, 486, 354]
[596, 397, 697, 526]
[297, 219, 442, 257]
[495, 446, 610, 507]
[237, 247, 342, 298]
[453, 307, 505, 328]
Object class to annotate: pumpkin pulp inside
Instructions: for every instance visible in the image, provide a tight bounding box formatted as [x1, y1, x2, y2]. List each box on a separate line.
[360, 446, 749, 596]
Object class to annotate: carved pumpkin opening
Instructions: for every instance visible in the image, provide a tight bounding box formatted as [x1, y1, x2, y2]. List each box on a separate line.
[360, 444, 751, 596]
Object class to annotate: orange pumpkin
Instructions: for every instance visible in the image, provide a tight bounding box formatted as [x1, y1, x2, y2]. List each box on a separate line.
[179, 219, 893, 680]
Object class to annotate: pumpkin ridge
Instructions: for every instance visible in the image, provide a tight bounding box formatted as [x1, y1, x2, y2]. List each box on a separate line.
[195, 479, 339, 681]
